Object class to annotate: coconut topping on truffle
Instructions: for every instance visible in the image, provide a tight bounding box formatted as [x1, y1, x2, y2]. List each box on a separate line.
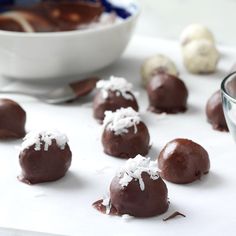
[117, 155, 160, 191]
[103, 107, 141, 135]
[21, 130, 69, 151]
[96, 76, 134, 100]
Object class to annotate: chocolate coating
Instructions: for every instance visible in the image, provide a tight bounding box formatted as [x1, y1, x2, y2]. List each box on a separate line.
[0, 99, 26, 139]
[158, 139, 210, 184]
[0, 1, 103, 32]
[206, 90, 228, 131]
[110, 172, 169, 217]
[93, 90, 139, 122]
[147, 73, 188, 114]
[19, 140, 72, 184]
[102, 122, 150, 159]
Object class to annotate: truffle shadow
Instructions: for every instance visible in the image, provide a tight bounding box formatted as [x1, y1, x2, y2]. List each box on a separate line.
[42, 171, 87, 191]
[148, 145, 159, 161]
[188, 171, 223, 189]
[186, 104, 200, 115]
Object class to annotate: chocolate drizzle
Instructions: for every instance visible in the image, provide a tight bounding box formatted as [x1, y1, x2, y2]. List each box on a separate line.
[163, 211, 186, 221]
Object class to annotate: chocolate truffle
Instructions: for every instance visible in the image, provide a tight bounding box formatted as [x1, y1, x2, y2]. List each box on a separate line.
[0, 99, 26, 139]
[109, 155, 169, 217]
[147, 73, 188, 114]
[93, 76, 139, 122]
[180, 24, 215, 46]
[158, 139, 210, 184]
[102, 107, 150, 159]
[182, 39, 219, 74]
[141, 54, 178, 87]
[18, 130, 72, 184]
[206, 90, 228, 131]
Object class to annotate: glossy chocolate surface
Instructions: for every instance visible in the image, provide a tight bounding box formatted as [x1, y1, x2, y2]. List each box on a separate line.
[93, 90, 139, 123]
[0, 1, 103, 32]
[158, 139, 210, 184]
[147, 73, 188, 114]
[110, 172, 169, 217]
[19, 140, 72, 184]
[206, 90, 228, 131]
[102, 122, 150, 159]
[0, 99, 26, 139]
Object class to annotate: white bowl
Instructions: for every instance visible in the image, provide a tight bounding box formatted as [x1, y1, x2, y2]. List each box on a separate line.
[0, 1, 140, 80]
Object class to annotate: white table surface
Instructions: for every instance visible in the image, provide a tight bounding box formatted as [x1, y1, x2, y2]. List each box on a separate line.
[136, 0, 236, 46]
[0, 35, 236, 236]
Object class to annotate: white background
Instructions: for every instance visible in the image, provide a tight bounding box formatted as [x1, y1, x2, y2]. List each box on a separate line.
[136, 0, 236, 45]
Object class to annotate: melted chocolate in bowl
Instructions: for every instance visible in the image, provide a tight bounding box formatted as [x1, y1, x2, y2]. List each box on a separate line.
[0, 0, 131, 32]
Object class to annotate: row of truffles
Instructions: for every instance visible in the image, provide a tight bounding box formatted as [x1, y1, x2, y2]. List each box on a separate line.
[180, 24, 220, 74]
[140, 52, 227, 132]
[94, 138, 210, 218]
[93, 75, 189, 124]
[101, 107, 210, 183]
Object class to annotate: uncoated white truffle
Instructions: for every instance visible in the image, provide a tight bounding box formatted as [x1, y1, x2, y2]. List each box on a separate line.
[182, 39, 219, 74]
[180, 24, 215, 46]
[141, 54, 178, 86]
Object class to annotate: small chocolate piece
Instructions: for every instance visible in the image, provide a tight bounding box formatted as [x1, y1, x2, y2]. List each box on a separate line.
[0, 99, 26, 139]
[93, 76, 139, 123]
[158, 139, 210, 184]
[163, 211, 186, 221]
[109, 155, 169, 217]
[102, 107, 150, 159]
[147, 73, 188, 114]
[206, 90, 228, 132]
[18, 130, 72, 184]
[92, 199, 118, 215]
[70, 76, 100, 99]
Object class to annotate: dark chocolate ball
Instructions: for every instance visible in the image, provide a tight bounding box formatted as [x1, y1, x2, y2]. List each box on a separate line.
[206, 90, 228, 132]
[93, 90, 139, 123]
[110, 172, 169, 217]
[158, 139, 210, 184]
[0, 99, 26, 139]
[19, 139, 72, 184]
[147, 73, 188, 114]
[102, 122, 150, 159]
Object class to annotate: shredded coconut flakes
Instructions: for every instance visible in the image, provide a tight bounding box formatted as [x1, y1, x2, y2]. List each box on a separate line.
[103, 107, 141, 135]
[117, 155, 160, 191]
[96, 76, 135, 100]
[21, 130, 69, 151]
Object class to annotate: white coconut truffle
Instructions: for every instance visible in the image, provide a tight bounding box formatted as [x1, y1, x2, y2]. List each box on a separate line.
[180, 24, 215, 46]
[182, 39, 219, 74]
[141, 54, 178, 86]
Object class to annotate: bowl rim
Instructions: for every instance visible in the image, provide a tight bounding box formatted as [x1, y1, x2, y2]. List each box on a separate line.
[0, 1, 140, 38]
[221, 71, 236, 103]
